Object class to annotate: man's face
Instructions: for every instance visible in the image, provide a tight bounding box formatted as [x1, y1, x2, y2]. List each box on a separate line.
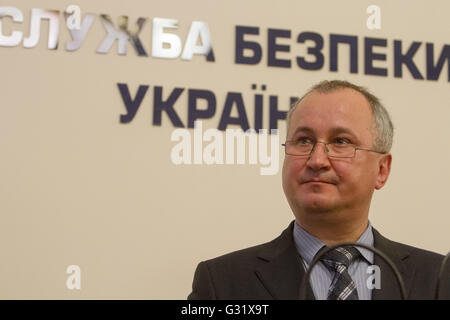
[282, 88, 391, 218]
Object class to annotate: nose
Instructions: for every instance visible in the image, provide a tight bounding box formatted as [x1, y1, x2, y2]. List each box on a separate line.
[306, 141, 331, 171]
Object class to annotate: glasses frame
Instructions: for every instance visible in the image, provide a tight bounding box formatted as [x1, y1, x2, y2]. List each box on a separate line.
[281, 140, 386, 158]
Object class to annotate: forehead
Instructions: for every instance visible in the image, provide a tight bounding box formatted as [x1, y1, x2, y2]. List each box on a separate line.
[289, 88, 374, 139]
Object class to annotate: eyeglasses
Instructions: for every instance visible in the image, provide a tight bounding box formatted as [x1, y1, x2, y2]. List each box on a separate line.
[282, 140, 386, 158]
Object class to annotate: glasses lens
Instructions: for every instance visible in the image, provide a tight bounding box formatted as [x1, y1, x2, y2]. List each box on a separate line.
[284, 141, 356, 157]
[327, 143, 355, 157]
[285, 141, 313, 156]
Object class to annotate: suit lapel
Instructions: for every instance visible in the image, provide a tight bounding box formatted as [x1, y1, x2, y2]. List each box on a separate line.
[253, 223, 417, 300]
[371, 228, 415, 300]
[254, 221, 316, 300]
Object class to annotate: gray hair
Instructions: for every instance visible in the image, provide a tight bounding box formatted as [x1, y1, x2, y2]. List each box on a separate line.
[286, 80, 394, 153]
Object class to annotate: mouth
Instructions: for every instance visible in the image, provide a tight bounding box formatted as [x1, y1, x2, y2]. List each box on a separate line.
[304, 181, 332, 185]
[301, 178, 335, 185]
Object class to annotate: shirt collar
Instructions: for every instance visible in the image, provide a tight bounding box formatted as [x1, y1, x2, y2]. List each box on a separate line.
[293, 221, 374, 265]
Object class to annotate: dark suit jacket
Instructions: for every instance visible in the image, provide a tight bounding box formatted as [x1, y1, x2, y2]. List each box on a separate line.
[188, 221, 449, 300]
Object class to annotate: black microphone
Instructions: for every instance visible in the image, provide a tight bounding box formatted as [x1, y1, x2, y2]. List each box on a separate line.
[435, 251, 450, 300]
[298, 242, 407, 300]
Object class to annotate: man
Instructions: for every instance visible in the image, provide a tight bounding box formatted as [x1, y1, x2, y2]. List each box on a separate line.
[188, 80, 448, 300]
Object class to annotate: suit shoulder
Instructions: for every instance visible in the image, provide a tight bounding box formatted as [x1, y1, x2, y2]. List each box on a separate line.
[205, 236, 278, 267]
[188, 229, 289, 300]
[380, 235, 445, 266]
[200, 221, 295, 268]
[401, 243, 444, 267]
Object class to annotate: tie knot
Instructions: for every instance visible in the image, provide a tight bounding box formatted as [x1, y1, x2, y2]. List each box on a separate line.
[319, 246, 361, 271]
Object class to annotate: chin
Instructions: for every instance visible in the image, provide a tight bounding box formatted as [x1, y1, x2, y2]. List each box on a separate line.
[304, 203, 334, 213]
[298, 195, 336, 213]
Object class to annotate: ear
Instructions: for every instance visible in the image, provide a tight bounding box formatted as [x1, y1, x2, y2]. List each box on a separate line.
[375, 153, 392, 190]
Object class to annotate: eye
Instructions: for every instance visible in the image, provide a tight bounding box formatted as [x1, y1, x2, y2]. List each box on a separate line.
[334, 137, 351, 145]
[295, 137, 314, 144]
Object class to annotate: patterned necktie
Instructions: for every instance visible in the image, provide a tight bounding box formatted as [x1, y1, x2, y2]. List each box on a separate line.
[320, 246, 361, 300]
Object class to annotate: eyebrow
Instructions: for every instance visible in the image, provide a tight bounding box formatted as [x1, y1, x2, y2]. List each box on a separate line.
[289, 126, 359, 140]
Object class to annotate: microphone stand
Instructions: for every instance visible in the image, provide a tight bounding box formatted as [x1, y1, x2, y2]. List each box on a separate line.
[435, 251, 450, 300]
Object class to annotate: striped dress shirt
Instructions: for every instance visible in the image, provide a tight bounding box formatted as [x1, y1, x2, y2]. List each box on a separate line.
[293, 222, 375, 300]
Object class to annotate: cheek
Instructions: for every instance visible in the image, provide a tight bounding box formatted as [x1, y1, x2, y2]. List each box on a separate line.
[328, 160, 361, 195]
[333, 160, 376, 191]
[282, 158, 304, 190]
